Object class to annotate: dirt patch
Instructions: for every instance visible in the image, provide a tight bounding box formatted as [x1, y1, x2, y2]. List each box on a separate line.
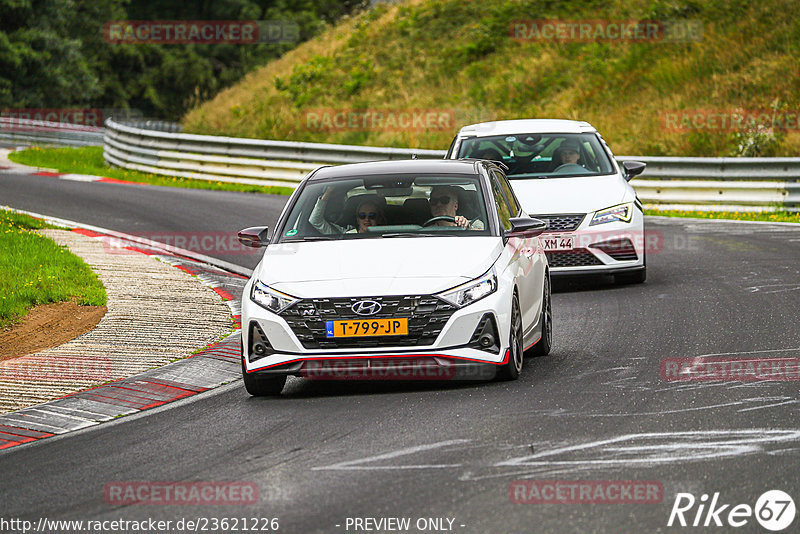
[0, 302, 106, 361]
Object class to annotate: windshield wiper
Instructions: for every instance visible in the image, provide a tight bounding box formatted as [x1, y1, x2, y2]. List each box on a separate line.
[285, 235, 337, 242]
[381, 232, 440, 238]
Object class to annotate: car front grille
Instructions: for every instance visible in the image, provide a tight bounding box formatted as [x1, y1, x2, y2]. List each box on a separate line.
[280, 295, 456, 349]
[532, 213, 586, 232]
[591, 238, 638, 261]
[545, 248, 604, 268]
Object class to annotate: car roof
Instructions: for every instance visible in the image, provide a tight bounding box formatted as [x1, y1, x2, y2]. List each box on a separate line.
[308, 159, 484, 180]
[455, 119, 598, 137]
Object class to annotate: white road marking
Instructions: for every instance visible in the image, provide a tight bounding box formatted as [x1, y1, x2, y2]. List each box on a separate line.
[738, 400, 799, 412]
[58, 173, 100, 182]
[494, 430, 800, 468]
[312, 439, 471, 471]
[693, 346, 800, 358]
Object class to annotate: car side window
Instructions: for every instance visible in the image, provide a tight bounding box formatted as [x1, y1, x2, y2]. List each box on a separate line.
[493, 170, 521, 216]
[489, 172, 513, 230]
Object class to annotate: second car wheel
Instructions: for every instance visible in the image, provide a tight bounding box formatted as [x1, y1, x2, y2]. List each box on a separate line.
[497, 292, 524, 381]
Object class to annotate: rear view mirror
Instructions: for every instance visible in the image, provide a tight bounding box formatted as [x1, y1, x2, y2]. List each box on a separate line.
[238, 226, 270, 248]
[622, 160, 646, 181]
[504, 217, 547, 239]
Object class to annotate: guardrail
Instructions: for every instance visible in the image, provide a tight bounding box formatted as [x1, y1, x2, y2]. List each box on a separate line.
[103, 119, 444, 188]
[0, 117, 104, 147]
[103, 119, 800, 210]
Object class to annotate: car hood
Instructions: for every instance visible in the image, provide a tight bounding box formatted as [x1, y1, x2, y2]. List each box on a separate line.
[254, 237, 502, 298]
[509, 174, 630, 215]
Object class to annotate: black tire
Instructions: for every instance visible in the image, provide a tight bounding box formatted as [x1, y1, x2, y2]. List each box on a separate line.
[614, 254, 647, 284]
[241, 354, 286, 396]
[528, 274, 552, 357]
[497, 292, 524, 381]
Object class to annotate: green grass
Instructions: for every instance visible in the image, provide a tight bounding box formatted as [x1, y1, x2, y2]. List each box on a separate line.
[8, 146, 294, 196]
[0, 210, 107, 328]
[645, 208, 800, 223]
[184, 0, 800, 157]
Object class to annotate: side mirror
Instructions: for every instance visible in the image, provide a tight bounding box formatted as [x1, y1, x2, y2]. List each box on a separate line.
[237, 226, 270, 248]
[504, 217, 547, 239]
[622, 160, 646, 181]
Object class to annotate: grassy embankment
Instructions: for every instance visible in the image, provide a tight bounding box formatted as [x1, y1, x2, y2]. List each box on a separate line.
[0, 211, 106, 328]
[183, 0, 800, 157]
[643, 209, 800, 223]
[8, 146, 294, 195]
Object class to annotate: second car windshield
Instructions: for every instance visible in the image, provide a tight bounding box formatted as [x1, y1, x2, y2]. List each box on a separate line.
[277, 173, 491, 242]
[457, 133, 615, 179]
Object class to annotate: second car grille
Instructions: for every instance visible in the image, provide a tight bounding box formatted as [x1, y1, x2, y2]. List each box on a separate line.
[532, 213, 586, 232]
[280, 295, 456, 349]
[545, 249, 604, 268]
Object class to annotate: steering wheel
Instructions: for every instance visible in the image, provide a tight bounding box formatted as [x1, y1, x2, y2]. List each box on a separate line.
[552, 163, 588, 174]
[422, 216, 457, 227]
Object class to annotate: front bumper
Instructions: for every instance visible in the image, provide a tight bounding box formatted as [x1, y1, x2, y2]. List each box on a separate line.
[534, 210, 646, 274]
[241, 281, 515, 375]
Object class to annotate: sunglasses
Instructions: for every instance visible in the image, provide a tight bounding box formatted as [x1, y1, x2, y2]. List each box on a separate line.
[358, 212, 378, 220]
[430, 196, 452, 206]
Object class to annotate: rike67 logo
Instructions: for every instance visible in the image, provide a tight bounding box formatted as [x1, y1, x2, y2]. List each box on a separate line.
[668, 490, 796, 531]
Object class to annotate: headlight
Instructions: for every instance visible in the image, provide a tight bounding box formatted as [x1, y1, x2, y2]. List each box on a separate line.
[438, 267, 497, 308]
[589, 203, 633, 226]
[250, 280, 298, 313]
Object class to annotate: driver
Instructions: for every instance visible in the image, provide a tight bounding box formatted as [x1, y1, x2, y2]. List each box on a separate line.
[428, 186, 484, 230]
[553, 140, 583, 168]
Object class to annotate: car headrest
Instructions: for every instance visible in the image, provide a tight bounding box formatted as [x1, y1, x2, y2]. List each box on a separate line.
[403, 198, 431, 225]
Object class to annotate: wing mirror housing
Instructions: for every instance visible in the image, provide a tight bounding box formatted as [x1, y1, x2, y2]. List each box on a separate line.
[622, 160, 646, 181]
[237, 226, 270, 248]
[504, 217, 547, 239]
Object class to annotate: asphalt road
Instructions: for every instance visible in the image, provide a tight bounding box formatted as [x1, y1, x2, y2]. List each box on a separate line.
[1, 172, 799, 533]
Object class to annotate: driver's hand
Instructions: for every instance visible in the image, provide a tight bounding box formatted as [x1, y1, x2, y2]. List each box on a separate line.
[454, 216, 470, 229]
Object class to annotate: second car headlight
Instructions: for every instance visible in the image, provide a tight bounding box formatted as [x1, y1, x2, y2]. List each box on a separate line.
[589, 203, 634, 226]
[438, 267, 497, 308]
[251, 280, 298, 313]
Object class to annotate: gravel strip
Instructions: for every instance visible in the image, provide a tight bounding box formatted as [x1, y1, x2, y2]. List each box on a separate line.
[0, 230, 234, 414]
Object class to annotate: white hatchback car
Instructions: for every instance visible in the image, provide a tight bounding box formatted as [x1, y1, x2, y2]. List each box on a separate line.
[446, 119, 647, 283]
[237, 159, 551, 395]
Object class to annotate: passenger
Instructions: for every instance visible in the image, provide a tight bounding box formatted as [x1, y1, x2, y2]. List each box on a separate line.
[428, 185, 484, 230]
[350, 199, 385, 233]
[310, 188, 385, 234]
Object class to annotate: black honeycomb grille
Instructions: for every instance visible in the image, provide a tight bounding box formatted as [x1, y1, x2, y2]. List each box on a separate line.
[591, 238, 638, 261]
[545, 249, 604, 268]
[532, 213, 586, 232]
[280, 295, 456, 349]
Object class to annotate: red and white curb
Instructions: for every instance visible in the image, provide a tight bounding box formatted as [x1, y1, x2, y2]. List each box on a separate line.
[0, 209, 252, 452]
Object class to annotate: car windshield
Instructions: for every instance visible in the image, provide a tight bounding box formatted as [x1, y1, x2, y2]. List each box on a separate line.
[456, 133, 615, 179]
[276, 173, 491, 242]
